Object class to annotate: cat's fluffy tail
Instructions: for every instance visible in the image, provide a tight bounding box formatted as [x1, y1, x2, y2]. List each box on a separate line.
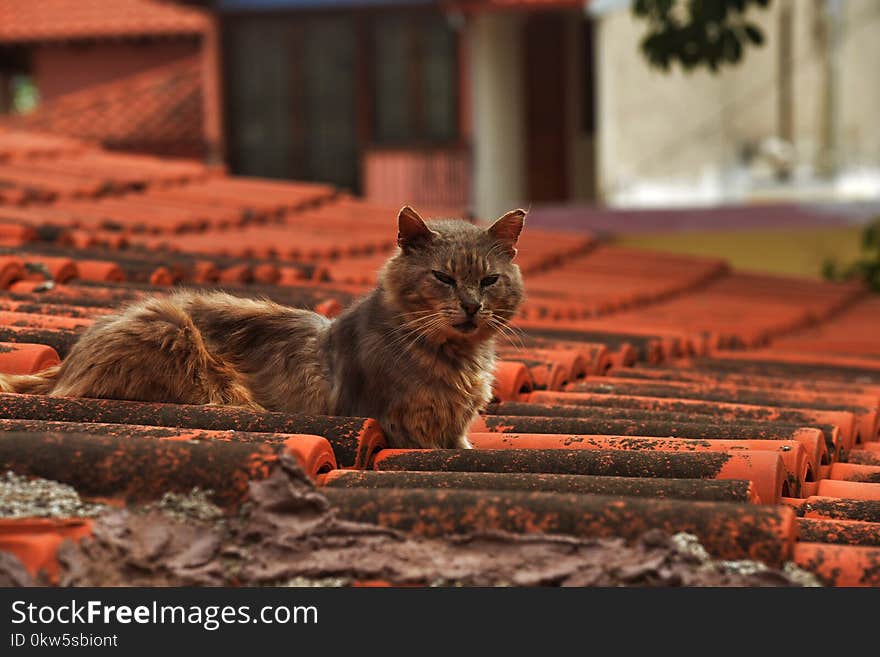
[0, 365, 61, 395]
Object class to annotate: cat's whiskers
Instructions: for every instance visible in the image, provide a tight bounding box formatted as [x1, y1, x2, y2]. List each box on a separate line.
[385, 311, 445, 337]
[499, 324, 526, 349]
[485, 317, 514, 346]
[395, 309, 444, 320]
[495, 314, 525, 337]
[383, 311, 451, 357]
[389, 314, 451, 368]
[485, 314, 524, 349]
[484, 241, 506, 261]
[383, 311, 450, 351]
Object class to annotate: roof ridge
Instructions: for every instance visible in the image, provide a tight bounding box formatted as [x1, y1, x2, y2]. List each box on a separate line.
[0, 0, 208, 44]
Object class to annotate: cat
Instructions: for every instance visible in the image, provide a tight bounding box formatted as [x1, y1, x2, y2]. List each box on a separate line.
[0, 206, 526, 449]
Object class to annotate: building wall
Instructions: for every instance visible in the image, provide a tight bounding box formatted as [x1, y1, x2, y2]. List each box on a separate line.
[468, 10, 599, 216]
[596, 8, 725, 203]
[564, 12, 596, 202]
[839, 0, 880, 170]
[33, 39, 200, 102]
[594, 0, 880, 204]
[469, 12, 527, 220]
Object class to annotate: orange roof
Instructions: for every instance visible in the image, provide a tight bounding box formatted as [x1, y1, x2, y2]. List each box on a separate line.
[0, 0, 208, 43]
[2, 58, 204, 159]
[1, 128, 880, 586]
[0, 126, 88, 162]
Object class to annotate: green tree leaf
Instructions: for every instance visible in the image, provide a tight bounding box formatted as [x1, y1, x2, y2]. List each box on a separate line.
[633, 0, 771, 74]
[743, 23, 764, 45]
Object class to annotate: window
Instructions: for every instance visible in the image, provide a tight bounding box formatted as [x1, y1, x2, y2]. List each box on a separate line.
[373, 15, 458, 145]
[0, 47, 38, 115]
[581, 18, 595, 135]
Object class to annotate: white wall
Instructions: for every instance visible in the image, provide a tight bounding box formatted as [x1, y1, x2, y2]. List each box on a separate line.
[839, 0, 880, 168]
[596, 8, 726, 202]
[594, 0, 880, 205]
[565, 12, 597, 202]
[468, 12, 526, 220]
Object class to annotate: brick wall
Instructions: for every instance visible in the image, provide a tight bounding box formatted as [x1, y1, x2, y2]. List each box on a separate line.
[32, 39, 199, 102]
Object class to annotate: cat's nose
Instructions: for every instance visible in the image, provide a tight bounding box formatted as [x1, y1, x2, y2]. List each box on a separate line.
[461, 301, 482, 316]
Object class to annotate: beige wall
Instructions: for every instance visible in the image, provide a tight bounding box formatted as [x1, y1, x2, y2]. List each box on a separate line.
[565, 12, 597, 202]
[469, 12, 527, 220]
[468, 10, 598, 215]
[595, 0, 880, 203]
[839, 0, 880, 168]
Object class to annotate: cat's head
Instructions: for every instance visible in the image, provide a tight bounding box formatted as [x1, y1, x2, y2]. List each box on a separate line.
[379, 206, 526, 344]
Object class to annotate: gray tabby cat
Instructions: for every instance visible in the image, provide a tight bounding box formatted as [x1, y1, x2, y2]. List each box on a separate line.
[0, 206, 526, 449]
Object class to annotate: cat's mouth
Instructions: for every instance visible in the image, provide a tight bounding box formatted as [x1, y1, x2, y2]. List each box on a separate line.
[452, 319, 479, 334]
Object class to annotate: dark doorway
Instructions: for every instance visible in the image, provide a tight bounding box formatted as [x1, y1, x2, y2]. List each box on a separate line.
[524, 13, 568, 203]
[297, 17, 358, 191]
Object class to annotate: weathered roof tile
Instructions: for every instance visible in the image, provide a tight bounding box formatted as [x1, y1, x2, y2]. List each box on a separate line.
[0, 128, 878, 586]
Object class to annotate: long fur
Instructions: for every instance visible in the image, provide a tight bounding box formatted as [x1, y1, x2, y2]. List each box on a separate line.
[0, 365, 61, 394]
[0, 210, 526, 448]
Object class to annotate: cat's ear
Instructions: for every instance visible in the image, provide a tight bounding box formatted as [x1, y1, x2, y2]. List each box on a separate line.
[487, 209, 526, 258]
[397, 206, 436, 251]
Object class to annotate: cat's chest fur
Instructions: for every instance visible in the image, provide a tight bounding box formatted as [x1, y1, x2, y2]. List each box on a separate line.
[324, 300, 496, 449]
[374, 341, 495, 449]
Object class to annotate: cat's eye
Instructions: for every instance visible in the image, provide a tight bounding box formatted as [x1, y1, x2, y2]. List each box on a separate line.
[432, 270, 456, 286]
[480, 275, 500, 288]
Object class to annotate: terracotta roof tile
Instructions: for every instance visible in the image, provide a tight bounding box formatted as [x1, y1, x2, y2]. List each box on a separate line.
[797, 517, 880, 547]
[0, 0, 207, 43]
[0, 342, 59, 374]
[0, 128, 87, 162]
[848, 449, 880, 466]
[1, 130, 879, 586]
[4, 58, 205, 158]
[318, 469, 762, 503]
[793, 542, 880, 586]
[323, 484, 796, 564]
[0, 143, 208, 206]
[0, 518, 93, 584]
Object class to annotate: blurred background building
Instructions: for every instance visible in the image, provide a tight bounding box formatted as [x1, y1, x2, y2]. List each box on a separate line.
[1, 0, 878, 276]
[594, 0, 880, 210]
[209, 0, 880, 220]
[0, 0, 210, 158]
[3, 0, 879, 212]
[206, 0, 597, 217]
[5, 3, 880, 593]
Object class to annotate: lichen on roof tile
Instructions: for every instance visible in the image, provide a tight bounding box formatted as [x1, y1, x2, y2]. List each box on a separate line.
[0, 128, 879, 586]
